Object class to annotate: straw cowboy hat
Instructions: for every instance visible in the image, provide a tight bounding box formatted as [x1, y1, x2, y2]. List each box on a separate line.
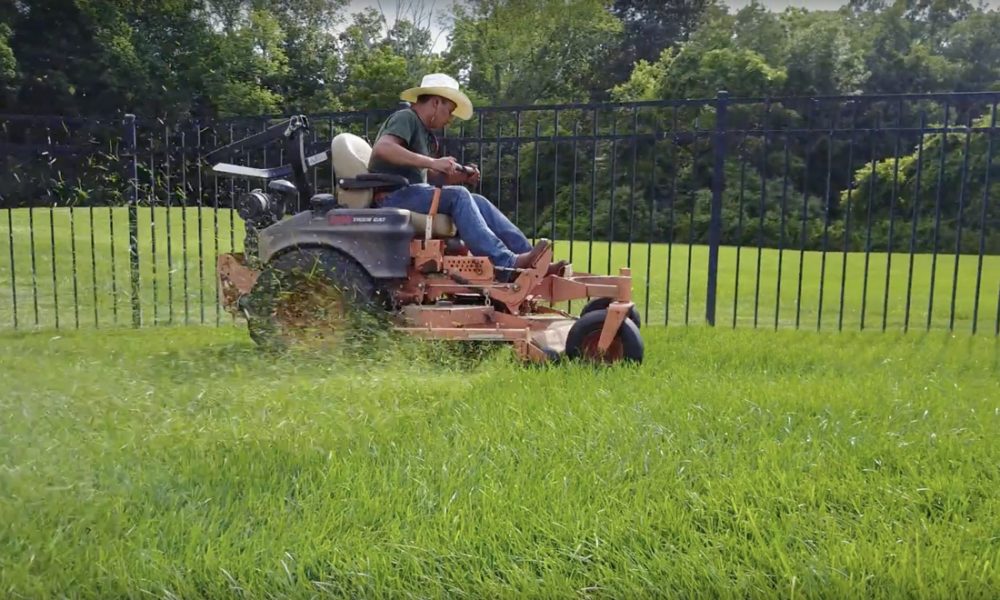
[400, 73, 474, 120]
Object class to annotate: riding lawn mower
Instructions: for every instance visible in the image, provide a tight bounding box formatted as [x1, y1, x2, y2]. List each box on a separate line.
[209, 115, 644, 365]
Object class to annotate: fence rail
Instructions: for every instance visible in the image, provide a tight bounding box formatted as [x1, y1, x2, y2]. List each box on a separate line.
[1, 91, 998, 335]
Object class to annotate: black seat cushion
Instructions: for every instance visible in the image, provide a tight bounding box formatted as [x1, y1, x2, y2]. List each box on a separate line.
[338, 173, 409, 191]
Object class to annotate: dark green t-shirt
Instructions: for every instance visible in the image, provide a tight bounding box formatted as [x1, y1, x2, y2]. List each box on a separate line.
[367, 108, 435, 184]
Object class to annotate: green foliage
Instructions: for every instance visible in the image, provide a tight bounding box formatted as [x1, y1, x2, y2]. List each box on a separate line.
[841, 110, 1000, 253]
[444, 0, 623, 105]
[0, 0, 997, 116]
[611, 6, 789, 101]
[208, 9, 291, 116]
[782, 11, 868, 95]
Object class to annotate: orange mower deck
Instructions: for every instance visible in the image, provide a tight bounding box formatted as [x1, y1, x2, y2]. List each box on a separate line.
[217, 240, 640, 364]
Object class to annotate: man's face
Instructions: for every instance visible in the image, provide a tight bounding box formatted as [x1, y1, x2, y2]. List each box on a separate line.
[433, 97, 457, 128]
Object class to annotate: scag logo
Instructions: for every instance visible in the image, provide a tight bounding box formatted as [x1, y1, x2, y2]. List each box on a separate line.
[328, 214, 389, 225]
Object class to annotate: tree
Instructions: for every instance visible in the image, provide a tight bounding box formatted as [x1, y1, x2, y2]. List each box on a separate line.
[0, 23, 17, 106]
[444, 0, 623, 105]
[603, 0, 716, 97]
[839, 110, 1000, 253]
[336, 7, 442, 111]
[204, 8, 291, 116]
[782, 10, 867, 96]
[941, 9, 1000, 92]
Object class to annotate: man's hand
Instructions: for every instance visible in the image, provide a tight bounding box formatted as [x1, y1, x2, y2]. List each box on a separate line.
[463, 163, 481, 186]
[428, 156, 460, 175]
[428, 158, 482, 187]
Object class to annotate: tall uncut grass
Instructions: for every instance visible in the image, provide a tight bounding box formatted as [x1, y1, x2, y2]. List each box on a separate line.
[1, 324, 998, 597]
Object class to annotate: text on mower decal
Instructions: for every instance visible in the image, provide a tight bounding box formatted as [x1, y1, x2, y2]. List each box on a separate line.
[328, 214, 389, 225]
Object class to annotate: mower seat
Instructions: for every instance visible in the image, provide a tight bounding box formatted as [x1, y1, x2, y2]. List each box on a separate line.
[331, 133, 457, 239]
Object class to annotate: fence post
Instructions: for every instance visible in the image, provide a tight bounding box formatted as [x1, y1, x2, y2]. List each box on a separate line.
[123, 114, 141, 328]
[705, 90, 728, 326]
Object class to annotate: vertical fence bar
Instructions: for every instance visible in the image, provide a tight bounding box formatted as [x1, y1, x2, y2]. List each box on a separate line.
[180, 130, 190, 325]
[229, 124, 236, 261]
[949, 117, 973, 331]
[124, 114, 141, 328]
[817, 107, 837, 331]
[45, 125, 60, 329]
[69, 187, 79, 329]
[754, 105, 771, 329]
[567, 118, 579, 314]
[533, 120, 541, 244]
[455, 117, 466, 172]
[551, 109, 559, 243]
[904, 111, 927, 332]
[514, 112, 521, 228]
[495, 120, 502, 213]
[882, 99, 904, 332]
[6, 202, 16, 329]
[477, 112, 485, 197]
[149, 127, 158, 325]
[627, 107, 638, 266]
[795, 101, 813, 330]
[927, 101, 949, 331]
[685, 170, 695, 327]
[88, 190, 98, 327]
[666, 106, 678, 326]
[108, 132, 120, 325]
[733, 147, 747, 328]
[588, 110, 598, 274]
[706, 91, 728, 326]
[838, 104, 858, 332]
[570, 120, 579, 268]
[165, 125, 174, 325]
[646, 124, 657, 325]
[213, 127, 222, 327]
[972, 102, 996, 334]
[608, 112, 618, 275]
[196, 123, 205, 324]
[28, 145, 39, 327]
[861, 119, 878, 331]
[775, 137, 790, 330]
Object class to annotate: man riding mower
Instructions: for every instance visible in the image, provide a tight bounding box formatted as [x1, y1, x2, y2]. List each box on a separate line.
[210, 75, 644, 365]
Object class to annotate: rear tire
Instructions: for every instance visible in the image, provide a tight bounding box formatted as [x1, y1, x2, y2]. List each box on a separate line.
[244, 247, 387, 352]
[565, 309, 643, 365]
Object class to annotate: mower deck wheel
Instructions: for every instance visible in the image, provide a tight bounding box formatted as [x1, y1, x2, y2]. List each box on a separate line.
[564, 308, 643, 365]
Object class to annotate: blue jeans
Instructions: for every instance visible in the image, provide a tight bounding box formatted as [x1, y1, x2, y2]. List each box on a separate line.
[380, 184, 532, 268]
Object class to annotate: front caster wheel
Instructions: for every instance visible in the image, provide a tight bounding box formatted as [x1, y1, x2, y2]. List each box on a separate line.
[579, 297, 641, 329]
[565, 308, 644, 365]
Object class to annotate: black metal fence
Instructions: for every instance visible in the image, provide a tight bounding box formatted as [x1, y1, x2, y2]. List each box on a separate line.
[1, 91, 998, 335]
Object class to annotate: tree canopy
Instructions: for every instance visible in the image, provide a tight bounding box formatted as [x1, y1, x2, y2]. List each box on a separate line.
[0, 0, 997, 118]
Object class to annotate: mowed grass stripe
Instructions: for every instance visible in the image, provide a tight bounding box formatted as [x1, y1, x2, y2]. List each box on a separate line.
[0, 325, 997, 597]
[2, 207, 998, 333]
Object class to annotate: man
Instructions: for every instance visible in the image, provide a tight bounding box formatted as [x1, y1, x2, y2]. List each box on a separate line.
[368, 73, 565, 276]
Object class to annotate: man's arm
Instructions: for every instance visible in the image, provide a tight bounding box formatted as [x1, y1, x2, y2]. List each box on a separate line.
[372, 134, 457, 175]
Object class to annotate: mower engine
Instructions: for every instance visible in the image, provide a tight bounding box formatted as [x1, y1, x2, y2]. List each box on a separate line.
[237, 180, 297, 267]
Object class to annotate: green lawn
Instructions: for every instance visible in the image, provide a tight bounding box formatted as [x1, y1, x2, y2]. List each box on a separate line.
[0, 325, 997, 597]
[1, 207, 999, 334]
